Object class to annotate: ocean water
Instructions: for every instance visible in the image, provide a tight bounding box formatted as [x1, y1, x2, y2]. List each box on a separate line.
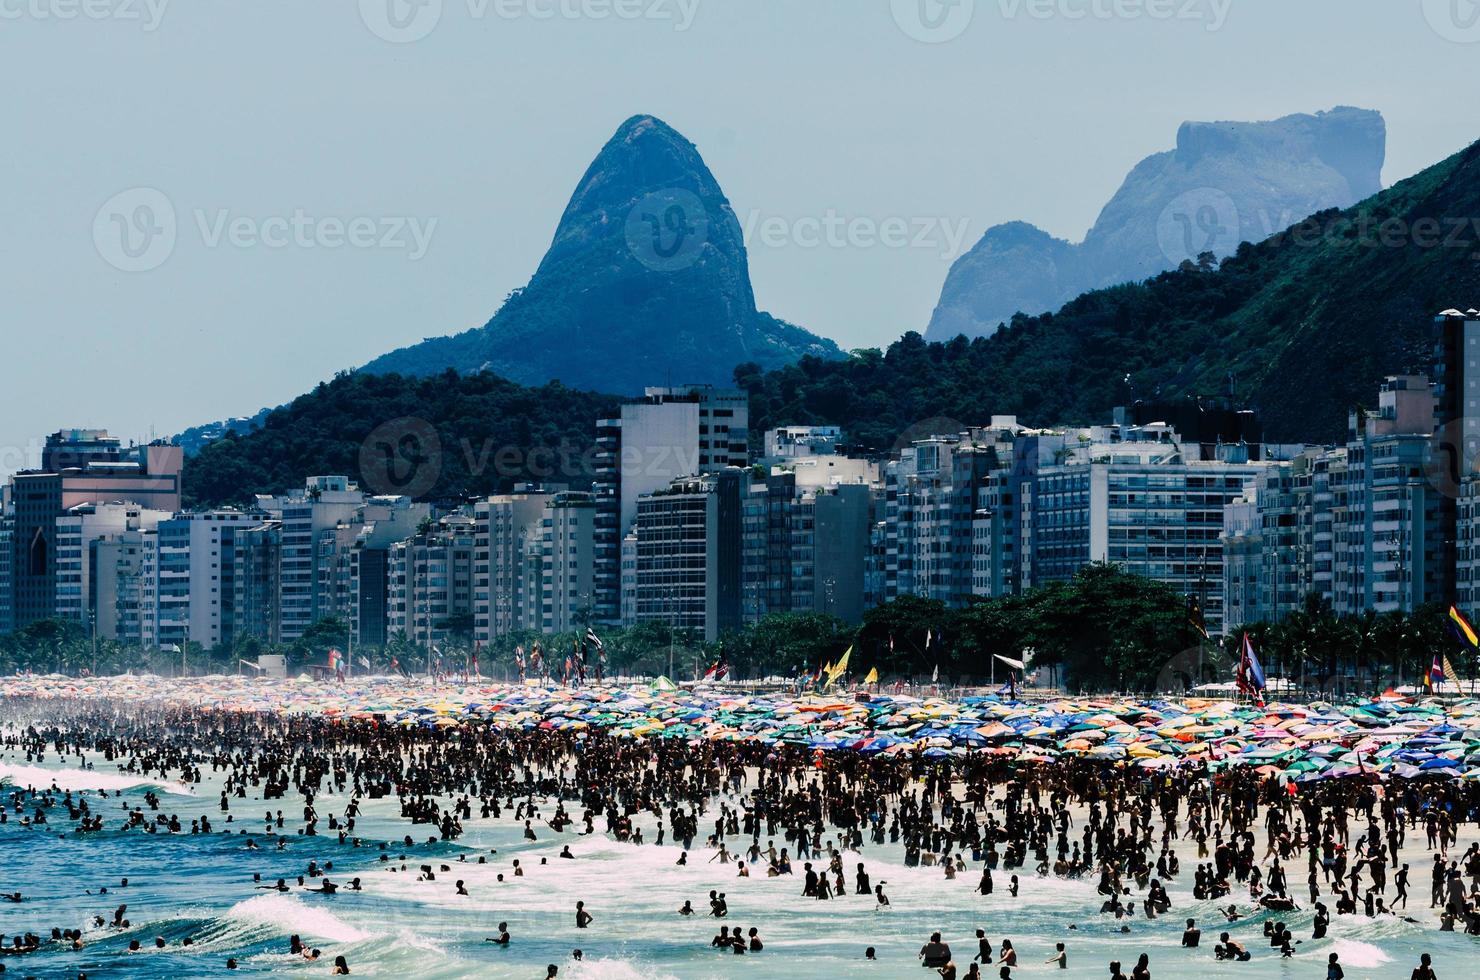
[2, 754, 1472, 979]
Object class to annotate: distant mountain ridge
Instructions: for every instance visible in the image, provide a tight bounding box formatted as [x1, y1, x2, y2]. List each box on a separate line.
[187, 139, 1480, 508]
[926, 107, 1387, 340]
[361, 115, 842, 392]
[746, 137, 1480, 448]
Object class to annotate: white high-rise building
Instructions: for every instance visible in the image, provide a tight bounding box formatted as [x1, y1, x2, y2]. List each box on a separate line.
[257, 477, 366, 641]
[154, 509, 268, 650]
[593, 386, 748, 621]
[53, 501, 169, 626]
[473, 488, 556, 642]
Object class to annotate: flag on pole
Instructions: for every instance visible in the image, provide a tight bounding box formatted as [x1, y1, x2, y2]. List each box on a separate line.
[863, 666, 879, 685]
[1444, 653, 1462, 687]
[1235, 633, 1267, 707]
[924, 629, 932, 649]
[931, 663, 939, 684]
[1425, 655, 1445, 693]
[585, 627, 604, 654]
[703, 657, 729, 681]
[1187, 596, 1209, 639]
[825, 646, 852, 686]
[1449, 605, 1479, 647]
[328, 648, 342, 670]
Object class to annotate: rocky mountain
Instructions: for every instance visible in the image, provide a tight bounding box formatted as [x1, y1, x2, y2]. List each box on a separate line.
[361, 115, 841, 392]
[744, 136, 1480, 447]
[926, 106, 1387, 341]
[188, 138, 1480, 505]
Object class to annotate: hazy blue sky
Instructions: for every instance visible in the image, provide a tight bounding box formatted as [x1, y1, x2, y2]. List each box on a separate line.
[2, 0, 1477, 475]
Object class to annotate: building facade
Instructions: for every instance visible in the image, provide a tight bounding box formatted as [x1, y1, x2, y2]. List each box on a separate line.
[593, 386, 749, 622]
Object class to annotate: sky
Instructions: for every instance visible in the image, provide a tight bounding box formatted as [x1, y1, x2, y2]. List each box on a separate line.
[2, 0, 1478, 477]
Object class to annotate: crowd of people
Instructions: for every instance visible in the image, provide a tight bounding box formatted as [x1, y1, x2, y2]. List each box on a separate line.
[2, 694, 1474, 976]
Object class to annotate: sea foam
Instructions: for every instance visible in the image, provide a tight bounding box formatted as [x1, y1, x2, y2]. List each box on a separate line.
[1330, 938, 1394, 968]
[223, 894, 373, 943]
[0, 762, 196, 796]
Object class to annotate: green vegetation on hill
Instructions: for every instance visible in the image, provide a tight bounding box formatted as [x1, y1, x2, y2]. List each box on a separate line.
[745, 139, 1480, 445]
[186, 141, 1480, 507]
[183, 371, 620, 508]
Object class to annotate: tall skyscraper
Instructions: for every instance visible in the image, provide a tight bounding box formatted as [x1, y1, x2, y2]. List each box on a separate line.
[634, 469, 745, 642]
[592, 386, 748, 622]
[256, 476, 365, 641]
[155, 509, 267, 649]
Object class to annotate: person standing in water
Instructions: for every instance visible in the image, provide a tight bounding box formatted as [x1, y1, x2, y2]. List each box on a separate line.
[575, 901, 593, 929]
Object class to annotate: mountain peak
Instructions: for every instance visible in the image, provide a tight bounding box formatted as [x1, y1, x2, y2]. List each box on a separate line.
[926, 106, 1387, 341]
[360, 116, 841, 392]
[614, 112, 678, 139]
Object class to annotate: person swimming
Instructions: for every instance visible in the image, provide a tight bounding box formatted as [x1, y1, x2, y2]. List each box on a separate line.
[919, 932, 952, 968]
[485, 921, 510, 945]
